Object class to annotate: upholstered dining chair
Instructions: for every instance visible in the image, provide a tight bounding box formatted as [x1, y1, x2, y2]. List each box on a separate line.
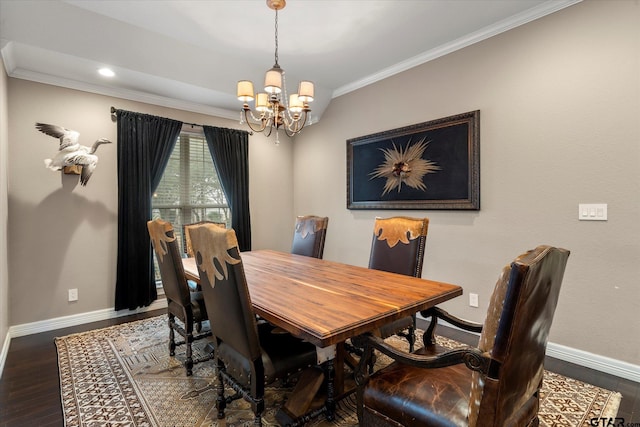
[291, 215, 329, 259]
[368, 216, 429, 352]
[182, 220, 226, 258]
[189, 223, 317, 426]
[183, 220, 226, 291]
[355, 245, 570, 427]
[147, 219, 212, 376]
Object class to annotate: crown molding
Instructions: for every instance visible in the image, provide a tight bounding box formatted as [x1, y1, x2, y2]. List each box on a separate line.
[6, 67, 240, 121]
[333, 0, 583, 98]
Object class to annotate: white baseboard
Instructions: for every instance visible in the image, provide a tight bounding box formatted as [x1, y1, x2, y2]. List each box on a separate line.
[0, 331, 10, 380]
[426, 318, 640, 383]
[546, 342, 640, 383]
[0, 299, 167, 379]
[9, 299, 168, 338]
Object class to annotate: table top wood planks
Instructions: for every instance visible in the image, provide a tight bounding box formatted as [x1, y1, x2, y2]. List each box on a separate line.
[183, 249, 462, 348]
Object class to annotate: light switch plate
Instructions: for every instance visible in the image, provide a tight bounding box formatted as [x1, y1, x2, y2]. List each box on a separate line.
[469, 293, 479, 307]
[578, 203, 607, 221]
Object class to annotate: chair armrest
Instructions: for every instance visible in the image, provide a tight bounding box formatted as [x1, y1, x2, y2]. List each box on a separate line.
[352, 332, 492, 423]
[354, 333, 491, 375]
[420, 307, 483, 346]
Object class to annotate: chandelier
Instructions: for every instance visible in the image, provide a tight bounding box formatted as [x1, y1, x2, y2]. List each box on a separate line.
[237, 0, 314, 143]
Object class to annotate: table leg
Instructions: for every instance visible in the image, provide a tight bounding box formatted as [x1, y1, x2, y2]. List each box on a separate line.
[277, 367, 324, 424]
[324, 358, 335, 421]
[334, 342, 345, 395]
[275, 342, 347, 425]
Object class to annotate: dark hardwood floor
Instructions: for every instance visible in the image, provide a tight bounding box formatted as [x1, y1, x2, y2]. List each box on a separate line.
[0, 310, 638, 426]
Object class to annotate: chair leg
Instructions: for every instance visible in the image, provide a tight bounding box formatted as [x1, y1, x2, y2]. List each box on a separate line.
[253, 400, 264, 427]
[168, 314, 176, 356]
[185, 332, 194, 376]
[368, 352, 376, 374]
[406, 314, 417, 353]
[216, 360, 226, 419]
[407, 324, 416, 353]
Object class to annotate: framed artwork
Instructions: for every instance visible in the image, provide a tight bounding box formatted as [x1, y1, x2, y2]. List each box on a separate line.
[347, 110, 480, 210]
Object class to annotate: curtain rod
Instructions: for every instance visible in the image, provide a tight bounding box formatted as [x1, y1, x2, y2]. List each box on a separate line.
[110, 106, 252, 135]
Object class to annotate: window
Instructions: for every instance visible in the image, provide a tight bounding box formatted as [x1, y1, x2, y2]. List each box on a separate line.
[151, 128, 230, 281]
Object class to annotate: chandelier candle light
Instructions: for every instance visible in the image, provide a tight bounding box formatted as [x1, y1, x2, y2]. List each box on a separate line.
[237, 0, 314, 143]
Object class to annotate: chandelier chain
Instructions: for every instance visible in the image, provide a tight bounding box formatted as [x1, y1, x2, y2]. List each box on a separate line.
[274, 9, 279, 66]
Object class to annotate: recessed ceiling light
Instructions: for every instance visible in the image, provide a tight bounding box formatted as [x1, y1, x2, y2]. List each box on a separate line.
[98, 68, 115, 77]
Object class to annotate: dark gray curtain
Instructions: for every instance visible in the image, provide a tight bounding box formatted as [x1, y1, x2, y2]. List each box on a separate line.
[203, 126, 252, 251]
[115, 110, 183, 310]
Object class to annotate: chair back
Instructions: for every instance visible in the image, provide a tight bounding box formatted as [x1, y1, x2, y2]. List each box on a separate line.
[469, 245, 570, 426]
[183, 221, 226, 257]
[291, 215, 329, 258]
[147, 219, 192, 307]
[368, 216, 429, 278]
[188, 224, 262, 364]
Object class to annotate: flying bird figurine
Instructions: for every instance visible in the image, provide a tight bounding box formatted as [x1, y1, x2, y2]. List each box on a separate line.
[36, 122, 112, 186]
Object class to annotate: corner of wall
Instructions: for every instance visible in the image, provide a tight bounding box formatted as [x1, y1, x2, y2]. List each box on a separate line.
[0, 55, 10, 379]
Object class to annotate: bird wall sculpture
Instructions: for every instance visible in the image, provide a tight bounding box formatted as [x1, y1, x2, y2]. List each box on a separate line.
[36, 122, 112, 186]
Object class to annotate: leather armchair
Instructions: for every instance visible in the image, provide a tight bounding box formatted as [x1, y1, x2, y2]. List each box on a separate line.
[355, 245, 570, 427]
[189, 224, 317, 426]
[368, 216, 429, 352]
[291, 215, 329, 259]
[147, 219, 212, 376]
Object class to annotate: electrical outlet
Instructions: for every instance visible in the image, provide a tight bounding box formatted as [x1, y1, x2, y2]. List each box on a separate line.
[68, 288, 78, 302]
[469, 293, 479, 308]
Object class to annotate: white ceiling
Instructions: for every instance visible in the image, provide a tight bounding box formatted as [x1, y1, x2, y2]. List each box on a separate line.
[0, 0, 580, 122]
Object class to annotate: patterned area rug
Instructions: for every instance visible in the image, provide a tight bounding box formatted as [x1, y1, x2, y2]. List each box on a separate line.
[56, 316, 621, 427]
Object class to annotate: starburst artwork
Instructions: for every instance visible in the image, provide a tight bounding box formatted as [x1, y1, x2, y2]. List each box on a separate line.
[369, 137, 440, 196]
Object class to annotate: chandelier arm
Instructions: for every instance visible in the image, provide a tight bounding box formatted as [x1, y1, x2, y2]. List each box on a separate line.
[295, 110, 309, 132]
[248, 109, 270, 124]
[284, 106, 297, 124]
[286, 117, 301, 134]
[265, 123, 274, 137]
[242, 109, 270, 133]
[282, 125, 297, 138]
[280, 114, 295, 134]
[282, 111, 308, 137]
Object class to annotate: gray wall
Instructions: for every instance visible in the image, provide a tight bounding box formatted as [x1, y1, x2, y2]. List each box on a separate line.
[6, 80, 295, 326]
[293, 0, 640, 364]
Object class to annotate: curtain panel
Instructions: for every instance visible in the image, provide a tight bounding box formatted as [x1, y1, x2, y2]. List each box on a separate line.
[203, 126, 252, 251]
[115, 110, 183, 311]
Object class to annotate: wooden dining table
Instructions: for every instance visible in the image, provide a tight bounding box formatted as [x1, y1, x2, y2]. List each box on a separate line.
[182, 249, 462, 424]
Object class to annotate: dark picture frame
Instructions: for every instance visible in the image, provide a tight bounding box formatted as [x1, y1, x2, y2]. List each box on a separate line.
[347, 110, 480, 210]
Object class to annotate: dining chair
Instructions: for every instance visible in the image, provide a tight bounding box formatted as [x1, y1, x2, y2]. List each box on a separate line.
[183, 220, 226, 292]
[147, 218, 212, 376]
[355, 245, 570, 427]
[188, 223, 317, 426]
[291, 215, 329, 259]
[368, 216, 429, 352]
[182, 220, 226, 258]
